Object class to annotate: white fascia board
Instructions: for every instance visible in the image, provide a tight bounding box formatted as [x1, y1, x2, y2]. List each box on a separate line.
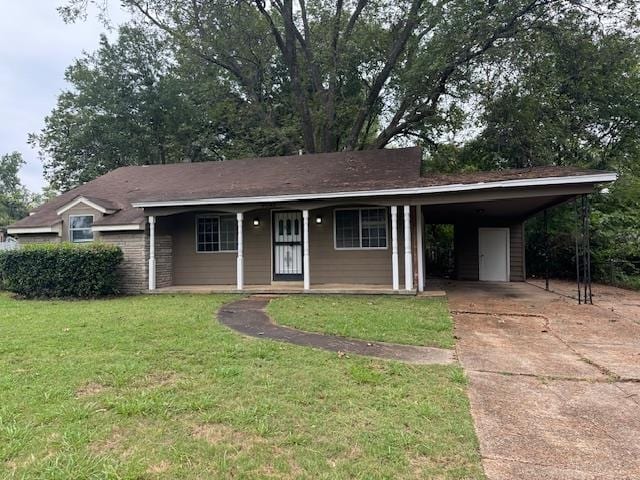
[92, 224, 144, 232]
[131, 172, 618, 208]
[56, 196, 116, 215]
[8, 225, 61, 235]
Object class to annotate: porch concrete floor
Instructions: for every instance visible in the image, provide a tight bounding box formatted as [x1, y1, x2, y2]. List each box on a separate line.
[151, 283, 446, 296]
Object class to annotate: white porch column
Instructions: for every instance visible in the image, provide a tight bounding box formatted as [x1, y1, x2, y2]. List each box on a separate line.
[404, 205, 413, 291]
[303, 209, 310, 290]
[148, 215, 156, 291]
[236, 212, 244, 290]
[391, 206, 399, 291]
[417, 204, 424, 292]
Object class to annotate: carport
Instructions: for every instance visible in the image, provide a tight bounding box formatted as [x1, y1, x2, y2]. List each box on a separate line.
[414, 178, 611, 301]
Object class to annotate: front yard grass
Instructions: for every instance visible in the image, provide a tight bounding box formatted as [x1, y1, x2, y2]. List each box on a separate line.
[268, 295, 454, 348]
[0, 293, 482, 479]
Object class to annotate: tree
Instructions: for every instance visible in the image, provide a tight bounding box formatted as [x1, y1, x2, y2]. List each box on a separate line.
[31, 26, 212, 190]
[60, 0, 637, 157]
[0, 152, 32, 227]
[446, 17, 640, 174]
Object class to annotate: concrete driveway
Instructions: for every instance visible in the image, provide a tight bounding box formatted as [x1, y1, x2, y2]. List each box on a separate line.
[445, 280, 640, 480]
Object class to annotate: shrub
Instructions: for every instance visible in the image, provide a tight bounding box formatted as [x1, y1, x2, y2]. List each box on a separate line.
[0, 243, 123, 298]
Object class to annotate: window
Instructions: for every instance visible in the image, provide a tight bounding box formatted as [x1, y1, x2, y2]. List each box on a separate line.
[69, 215, 94, 243]
[197, 215, 237, 252]
[335, 208, 387, 249]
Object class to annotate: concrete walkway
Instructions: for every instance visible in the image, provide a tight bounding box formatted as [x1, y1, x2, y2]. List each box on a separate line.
[218, 296, 455, 365]
[445, 281, 640, 480]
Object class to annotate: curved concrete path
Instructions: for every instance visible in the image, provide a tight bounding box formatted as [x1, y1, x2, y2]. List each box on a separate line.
[218, 296, 455, 365]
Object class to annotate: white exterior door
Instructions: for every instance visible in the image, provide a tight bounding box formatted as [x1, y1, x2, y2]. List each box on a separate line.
[273, 211, 303, 280]
[478, 228, 510, 282]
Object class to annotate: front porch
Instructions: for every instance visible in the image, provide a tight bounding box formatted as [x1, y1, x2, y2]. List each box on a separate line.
[150, 282, 448, 296]
[146, 204, 419, 294]
[142, 179, 598, 295]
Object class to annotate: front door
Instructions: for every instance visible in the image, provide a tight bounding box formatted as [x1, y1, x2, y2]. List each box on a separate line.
[273, 211, 303, 280]
[478, 228, 510, 282]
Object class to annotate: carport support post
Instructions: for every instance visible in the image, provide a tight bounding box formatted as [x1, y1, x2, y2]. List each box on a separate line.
[303, 209, 310, 290]
[236, 212, 244, 291]
[391, 206, 399, 291]
[404, 205, 413, 291]
[148, 215, 156, 291]
[544, 209, 549, 291]
[575, 199, 582, 304]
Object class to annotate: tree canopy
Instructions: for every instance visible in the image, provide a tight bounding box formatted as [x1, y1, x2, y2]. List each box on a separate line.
[36, 0, 638, 190]
[0, 152, 35, 227]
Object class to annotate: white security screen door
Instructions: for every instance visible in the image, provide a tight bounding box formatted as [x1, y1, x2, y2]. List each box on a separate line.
[273, 211, 303, 280]
[478, 228, 510, 282]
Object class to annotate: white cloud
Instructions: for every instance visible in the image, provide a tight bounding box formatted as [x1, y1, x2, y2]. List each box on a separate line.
[0, 0, 129, 192]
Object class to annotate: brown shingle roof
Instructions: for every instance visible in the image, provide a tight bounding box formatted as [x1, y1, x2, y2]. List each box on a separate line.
[10, 147, 613, 229]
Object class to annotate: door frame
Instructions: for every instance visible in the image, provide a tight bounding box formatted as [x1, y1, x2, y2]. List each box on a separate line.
[478, 227, 510, 282]
[271, 209, 304, 281]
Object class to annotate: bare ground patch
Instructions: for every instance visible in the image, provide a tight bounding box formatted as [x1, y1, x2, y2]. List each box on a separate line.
[87, 421, 164, 460]
[146, 460, 171, 474]
[191, 423, 264, 448]
[135, 371, 180, 389]
[75, 382, 107, 398]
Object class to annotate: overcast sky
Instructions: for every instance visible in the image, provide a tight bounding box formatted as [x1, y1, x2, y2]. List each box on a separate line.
[0, 1, 128, 192]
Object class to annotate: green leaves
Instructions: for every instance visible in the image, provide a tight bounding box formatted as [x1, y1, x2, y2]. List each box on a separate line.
[0, 243, 123, 298]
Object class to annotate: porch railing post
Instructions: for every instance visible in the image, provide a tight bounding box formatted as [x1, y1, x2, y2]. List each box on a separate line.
[391, 206, 399, 291]
[148, 215, 156, 291]
[403, 205, 413, 291]
[303, 209, 310, 290]
[236, 212, 244, 291]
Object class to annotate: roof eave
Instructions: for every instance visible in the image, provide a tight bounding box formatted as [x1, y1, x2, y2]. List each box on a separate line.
[7, 221, 62, 235]
[131, 172, 618, 209]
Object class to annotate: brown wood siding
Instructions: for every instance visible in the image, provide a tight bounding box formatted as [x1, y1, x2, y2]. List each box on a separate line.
[169, 210, 271, 285]
[309, 206, 405, 286]
[454, 222, 525, 281]
[244, 210, 271, 284]
[166, 206, 413, 287]
[509, 223, 525, 281]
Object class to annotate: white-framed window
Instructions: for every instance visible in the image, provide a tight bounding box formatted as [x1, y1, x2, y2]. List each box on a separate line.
[69, 215, 94, 243]
[334, 207, 388, 250]
[196, 215, 237, 252]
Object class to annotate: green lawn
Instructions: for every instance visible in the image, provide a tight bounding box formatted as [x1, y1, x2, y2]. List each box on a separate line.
[268, 295, 454, 348]
[0, 293, 483, 479]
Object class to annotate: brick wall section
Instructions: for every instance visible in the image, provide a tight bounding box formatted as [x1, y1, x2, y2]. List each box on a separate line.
[100, 231, 148, 294]
[155, 234, 173, 288]
[16, 230, 173, 293]
[16, 234, 62, 244]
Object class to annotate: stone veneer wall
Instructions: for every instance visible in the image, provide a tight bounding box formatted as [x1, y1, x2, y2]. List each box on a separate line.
[15, 230, 173, 293]
[16, 234, 62, 244]
[99, 231, 149, 294]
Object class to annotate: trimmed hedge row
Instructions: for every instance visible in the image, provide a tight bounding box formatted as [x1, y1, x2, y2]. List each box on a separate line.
[0, 243, 123, 298]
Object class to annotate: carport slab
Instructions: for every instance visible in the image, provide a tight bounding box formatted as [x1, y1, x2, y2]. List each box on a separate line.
[469, 371, 640, 479]
[455, 313, 605, 379]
